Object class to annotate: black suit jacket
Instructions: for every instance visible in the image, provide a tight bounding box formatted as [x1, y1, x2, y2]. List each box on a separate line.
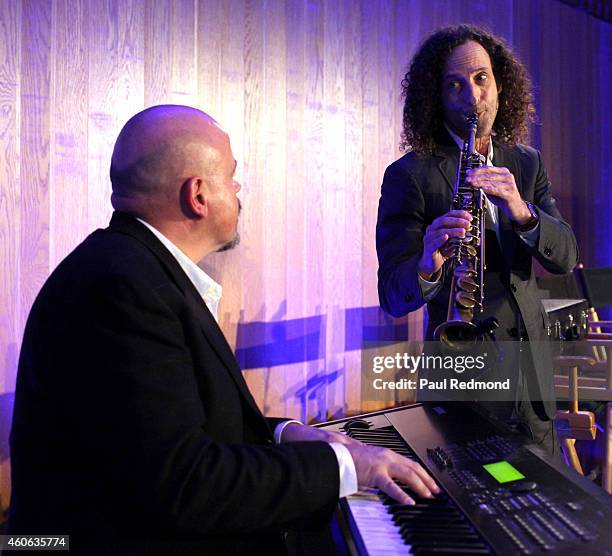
[8, 212, 339, 555]
[376, 133, 579, 418]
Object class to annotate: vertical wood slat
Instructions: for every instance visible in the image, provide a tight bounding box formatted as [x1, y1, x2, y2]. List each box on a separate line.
[171, 0, 197, 105]
[240, 0, 267, 410]
[360, 0, 383, 414]
[145, 0, 198, 106]
[304, 0, 325, 422]
[0, 0, 22, 392]
[87, 0, 120, 231]
[144, 0, 172, 105]
[262, 0, 288, 417]
[51, 0, 89, 268]
[20, 0, 53, 327]
[88, 0, 144, 232]
[322, 0, 346, 420]
[395, 0, 424, 343]
[211, 0, 245, 348]
[0, 0, 22, 517]
[342, 0, 363, 415]
[284, 0, 308, 422]
[360, 0, 380, 312]
[197, 0, 222, 116]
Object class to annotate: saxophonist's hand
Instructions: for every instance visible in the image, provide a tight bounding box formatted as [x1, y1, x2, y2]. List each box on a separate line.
[466, 167, 532, 224]
[417, 209, 472, 280]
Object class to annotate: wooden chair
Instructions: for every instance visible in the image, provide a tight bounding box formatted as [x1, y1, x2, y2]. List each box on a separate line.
[554, 356, 597, 476]
[575, 265, 612, 362]
[548, 265, 612, 492]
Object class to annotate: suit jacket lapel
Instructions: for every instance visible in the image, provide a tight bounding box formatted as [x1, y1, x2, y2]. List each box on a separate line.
[492, 143, 521, 272]
[108, 212, 266, 422]
[434, 140, 460, 194]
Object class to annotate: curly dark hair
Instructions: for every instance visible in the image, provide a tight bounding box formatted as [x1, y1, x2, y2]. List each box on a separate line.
[400, 24, 536, 156]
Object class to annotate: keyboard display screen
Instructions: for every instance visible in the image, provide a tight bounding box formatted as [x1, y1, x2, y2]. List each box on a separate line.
[483, 461, 526, 483]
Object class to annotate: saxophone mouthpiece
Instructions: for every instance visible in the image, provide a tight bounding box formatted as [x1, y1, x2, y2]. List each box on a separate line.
[466, 113, 479, 129]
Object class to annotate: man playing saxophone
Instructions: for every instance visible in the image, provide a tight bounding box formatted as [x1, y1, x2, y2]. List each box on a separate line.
[376, 25, 578, 455]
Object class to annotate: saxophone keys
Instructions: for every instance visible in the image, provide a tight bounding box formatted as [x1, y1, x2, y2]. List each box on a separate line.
[455, 291, 477, 309]
[456, 275, 479, 293]
[463, 232, 480, 247]
[455, 264, 477, 275]
[460, 244, 478, 257]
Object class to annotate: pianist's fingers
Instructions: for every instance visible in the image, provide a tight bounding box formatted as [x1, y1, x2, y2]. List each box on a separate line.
[387, 458, 439, 501]
[346, 444, 440, 505]
[403, 459, 441, 496]
[379, 478, 417, 506]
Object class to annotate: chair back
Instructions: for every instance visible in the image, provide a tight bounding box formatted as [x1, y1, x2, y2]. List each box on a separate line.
[575, 266, 612, 309]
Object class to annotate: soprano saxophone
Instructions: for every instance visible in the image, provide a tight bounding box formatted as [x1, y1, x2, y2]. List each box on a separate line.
[434, 114, 497, 348]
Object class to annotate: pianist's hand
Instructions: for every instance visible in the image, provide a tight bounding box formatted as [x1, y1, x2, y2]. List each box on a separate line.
[280, 423, 439, 505]
[279, 422, 361, 446]
[344, 442, 440, 505]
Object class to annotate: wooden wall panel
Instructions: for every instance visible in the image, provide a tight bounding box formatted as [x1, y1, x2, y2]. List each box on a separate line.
[240, 0, 267, 411]
[262, 0, 288, 417]
[145, 0, 198, 106]
[87, 0, 145, 233]
[20, 0, 52, 331]
[342, 0, 364, 415]
[303, 0, 326, 421]
[51, 0, 89, 268]
[0, 0, 22, 393]
[284, 0, 308, 422]
[144, 0, 172, 105]
[395, 0, 425, 343]
[171, 0, 198, 106]
[0, 0, 21, 517]
[210, 0, 245, 348]
[321, 0, 345, 420]
[0, 0, 610, 515]
[197, 0, 222, 117]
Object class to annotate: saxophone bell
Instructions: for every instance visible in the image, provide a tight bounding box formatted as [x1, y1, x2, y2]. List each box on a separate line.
[435, 317, 499, 349]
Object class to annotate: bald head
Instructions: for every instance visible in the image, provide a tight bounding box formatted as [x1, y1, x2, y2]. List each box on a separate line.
[110, 105, 229, 215]
[109, 105, 242, 261]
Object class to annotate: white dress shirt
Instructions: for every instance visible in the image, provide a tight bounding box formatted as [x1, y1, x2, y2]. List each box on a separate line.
[137, 218, 358, 499]
[136, 218, 223, 320]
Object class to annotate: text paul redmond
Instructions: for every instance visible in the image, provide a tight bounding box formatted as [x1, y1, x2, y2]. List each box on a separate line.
[369, 352, 511, 391]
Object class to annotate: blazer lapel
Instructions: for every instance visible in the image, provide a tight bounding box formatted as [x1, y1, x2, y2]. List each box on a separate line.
[434, 141, 460, 194]
[492, 144, 521, 271]
[108, 212, 267, 421]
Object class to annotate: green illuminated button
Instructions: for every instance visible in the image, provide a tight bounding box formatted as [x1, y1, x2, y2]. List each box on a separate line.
[483, 461, 525, 484]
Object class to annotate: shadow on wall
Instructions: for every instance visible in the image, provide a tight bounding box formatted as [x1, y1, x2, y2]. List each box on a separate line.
[289, 368, 345, 424]
[235, 304, 409, 369]
[344, 306, 412, 349]
[236, 306, 325, 369]
[235, 304, 409, 421]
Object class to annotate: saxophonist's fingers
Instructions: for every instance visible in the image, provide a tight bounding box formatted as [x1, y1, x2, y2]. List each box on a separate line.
[445, 209, 472, 219]
[467, 166, 511, 178]
[430, 216, 471, 232]
[425, 232, 448, 252]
